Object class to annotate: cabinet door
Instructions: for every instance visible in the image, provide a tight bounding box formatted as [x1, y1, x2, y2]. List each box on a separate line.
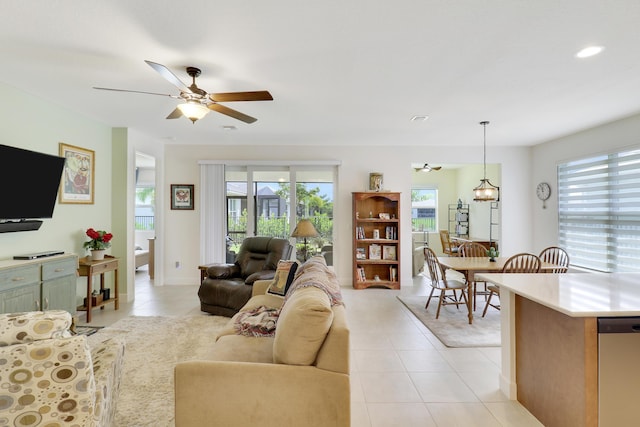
[42, 276, 76, 314]
[0, 283, 41, 313]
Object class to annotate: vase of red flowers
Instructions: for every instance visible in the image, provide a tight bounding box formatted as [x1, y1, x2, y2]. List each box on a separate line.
[83, 228, 113, 260]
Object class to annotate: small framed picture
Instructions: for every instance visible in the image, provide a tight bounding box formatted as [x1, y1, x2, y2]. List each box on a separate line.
[379, 213, 390, 220]
[59, 143, 95, 204]
[356, 248, 367, 260]
[369, 244, 382, 260]
[383, 245, 396, 260]
[171, 184, 194, 210]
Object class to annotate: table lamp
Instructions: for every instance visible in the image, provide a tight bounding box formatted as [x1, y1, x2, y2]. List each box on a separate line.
[291, 219, 319, 261]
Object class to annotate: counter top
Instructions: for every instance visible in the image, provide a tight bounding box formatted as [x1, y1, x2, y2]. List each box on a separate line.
[476, 272, 640, 317]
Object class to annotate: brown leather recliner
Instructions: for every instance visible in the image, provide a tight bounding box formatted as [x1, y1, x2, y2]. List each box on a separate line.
[198, 236, 292, 317]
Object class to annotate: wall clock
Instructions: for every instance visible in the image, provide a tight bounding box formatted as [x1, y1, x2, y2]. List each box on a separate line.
[536, 182, 551, 209]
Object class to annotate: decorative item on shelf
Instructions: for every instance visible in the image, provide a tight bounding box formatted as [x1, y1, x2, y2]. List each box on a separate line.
[83, 228, 113, 260]
[291, 218, 319, 261]
[369, 172, 383, 192]
[487, 247, 499, 262]
[473, 121, 500, 202]
[457, 198, 463, 209]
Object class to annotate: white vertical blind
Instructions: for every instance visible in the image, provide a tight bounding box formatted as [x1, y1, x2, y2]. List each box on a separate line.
[558, 148, 640, 272]
[200, 164, 226, 264]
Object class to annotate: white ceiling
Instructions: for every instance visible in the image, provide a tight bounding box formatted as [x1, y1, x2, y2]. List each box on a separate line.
[3, 1, 640, 147]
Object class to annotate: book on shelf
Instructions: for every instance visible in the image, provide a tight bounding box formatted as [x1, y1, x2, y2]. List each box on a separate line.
[389, 266, 397, 282]
[385, 226, 397, 240]
[382, 245, 396, 260]
[369, 244, 382, 260]
[356, 247, 367, 259]
[355, 226, 365, 239]
[357, 267, 366, 282]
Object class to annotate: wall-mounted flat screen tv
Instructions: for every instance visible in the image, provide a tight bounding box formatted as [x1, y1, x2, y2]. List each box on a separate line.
[0, 144, 65, 222]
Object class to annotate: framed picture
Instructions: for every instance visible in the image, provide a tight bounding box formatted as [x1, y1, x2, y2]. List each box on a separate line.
[59, 143, 95, 204]
[369, 172, 383, 191]
[369, 244, 382, 260]
[356, 247, 367, 260]
[171, 184, 194, 210]
[383, 245, 397, 260]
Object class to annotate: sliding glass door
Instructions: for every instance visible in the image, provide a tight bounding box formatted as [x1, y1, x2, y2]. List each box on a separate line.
[225, 165, 335, 264]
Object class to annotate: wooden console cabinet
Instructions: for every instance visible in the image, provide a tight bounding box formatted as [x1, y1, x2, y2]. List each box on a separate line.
[352, 192, 401, 289]
[0, 254, 78, 314]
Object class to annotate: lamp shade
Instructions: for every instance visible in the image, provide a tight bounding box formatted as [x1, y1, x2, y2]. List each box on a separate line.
[291, 219, 319, 238]
[177, 102, 209, 123]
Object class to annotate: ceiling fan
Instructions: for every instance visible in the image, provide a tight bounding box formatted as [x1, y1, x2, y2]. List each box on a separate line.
[93, 60, 273, 124]
[414, 163, 442, 172]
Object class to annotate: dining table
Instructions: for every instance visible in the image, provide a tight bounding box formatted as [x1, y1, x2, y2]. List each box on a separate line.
[437, 256, 559, 324]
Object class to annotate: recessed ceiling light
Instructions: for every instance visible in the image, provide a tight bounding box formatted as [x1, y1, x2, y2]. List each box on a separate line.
[222, 125, 237, 131]
[576, 46, 604, 58]
[411, 115, 429, 122]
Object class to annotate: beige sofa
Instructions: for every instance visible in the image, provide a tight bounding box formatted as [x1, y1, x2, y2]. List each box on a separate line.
[0, 310, 125, 427]
[175, 256, 350, 427]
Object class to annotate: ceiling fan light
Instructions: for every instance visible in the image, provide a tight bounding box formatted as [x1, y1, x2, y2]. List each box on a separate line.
[177, 102, 209, 123]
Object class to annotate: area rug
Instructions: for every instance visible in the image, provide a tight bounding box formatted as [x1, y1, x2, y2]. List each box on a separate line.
[87, 314, 229, 427]
[397, 295, 501, 348]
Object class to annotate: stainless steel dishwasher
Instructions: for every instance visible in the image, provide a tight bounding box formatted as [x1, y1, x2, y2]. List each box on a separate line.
[598, 317, 640, 427]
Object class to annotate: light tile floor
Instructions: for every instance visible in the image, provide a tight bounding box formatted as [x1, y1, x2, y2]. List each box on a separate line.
[79, 267, 543, 427]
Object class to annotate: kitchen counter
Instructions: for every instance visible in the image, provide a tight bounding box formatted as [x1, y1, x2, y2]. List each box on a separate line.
[476, 272, 640, 317]
[475, 272, 640, 427]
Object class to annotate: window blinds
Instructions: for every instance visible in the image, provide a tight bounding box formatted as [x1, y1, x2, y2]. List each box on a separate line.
[557, 148, 640, 272]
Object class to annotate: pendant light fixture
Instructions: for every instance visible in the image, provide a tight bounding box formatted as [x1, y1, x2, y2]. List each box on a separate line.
[473, 121, 500, 202]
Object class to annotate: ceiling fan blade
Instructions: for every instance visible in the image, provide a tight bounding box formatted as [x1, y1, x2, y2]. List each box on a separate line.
[166, 108, 183, 119]
[432, 166, 442, 171]
[208, 103, 257, 123]
[145, 60, 193, 94]
[93, 87, 179, 98]
[209, 91, 273, 102]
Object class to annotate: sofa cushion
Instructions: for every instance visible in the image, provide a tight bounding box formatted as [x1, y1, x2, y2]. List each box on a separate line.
[0, 310, 72, 346]
[209, 335, 274, 363]
[266, 260, 299, 297]
[273, 286, 333, 365]
[0, 335, 96, 426]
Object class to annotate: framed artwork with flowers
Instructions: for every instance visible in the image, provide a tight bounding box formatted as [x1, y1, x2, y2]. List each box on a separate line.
[171, 184, 194, 210]
[59, 143, 95, 204]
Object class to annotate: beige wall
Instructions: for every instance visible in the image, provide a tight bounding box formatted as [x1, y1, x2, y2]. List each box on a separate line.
[162, 144, 527, 287]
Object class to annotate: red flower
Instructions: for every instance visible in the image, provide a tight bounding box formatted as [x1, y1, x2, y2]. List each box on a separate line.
[86, 228, 100, 239]
[83, 228, 114, 250]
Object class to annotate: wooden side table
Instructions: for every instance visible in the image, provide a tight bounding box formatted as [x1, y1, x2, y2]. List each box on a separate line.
[77, 255, 119, 323]
[198, 264, 213, 283]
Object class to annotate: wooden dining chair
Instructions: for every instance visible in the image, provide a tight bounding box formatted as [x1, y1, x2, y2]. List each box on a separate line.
[539, 246, 570, 273]
[482, 253, 541, 317]
[423, 247, 468, 319]
[439, 230, 460, 256]
[458, 242, 491, 310]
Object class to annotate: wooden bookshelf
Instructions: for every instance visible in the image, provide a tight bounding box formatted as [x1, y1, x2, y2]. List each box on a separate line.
[352, 192, 400, 289]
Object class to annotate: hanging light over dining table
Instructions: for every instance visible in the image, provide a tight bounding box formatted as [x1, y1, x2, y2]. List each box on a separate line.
[473, 121, 500, 202]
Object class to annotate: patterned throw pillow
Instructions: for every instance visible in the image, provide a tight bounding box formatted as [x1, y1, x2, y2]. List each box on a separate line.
[267, 260, 299, 297]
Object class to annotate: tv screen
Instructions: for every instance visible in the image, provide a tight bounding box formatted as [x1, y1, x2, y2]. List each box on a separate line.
[0, 144, 65, 220]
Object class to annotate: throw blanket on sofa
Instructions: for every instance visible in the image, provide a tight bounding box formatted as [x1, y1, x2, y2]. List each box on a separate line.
[283, 256, 344, 308]
[234, 306, 280, 337]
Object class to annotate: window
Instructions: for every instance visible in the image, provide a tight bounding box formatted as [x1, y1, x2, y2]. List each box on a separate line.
[558, 148, 640, 272]
[411, 188, 437, 232]
[135, 167, 155, 231]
